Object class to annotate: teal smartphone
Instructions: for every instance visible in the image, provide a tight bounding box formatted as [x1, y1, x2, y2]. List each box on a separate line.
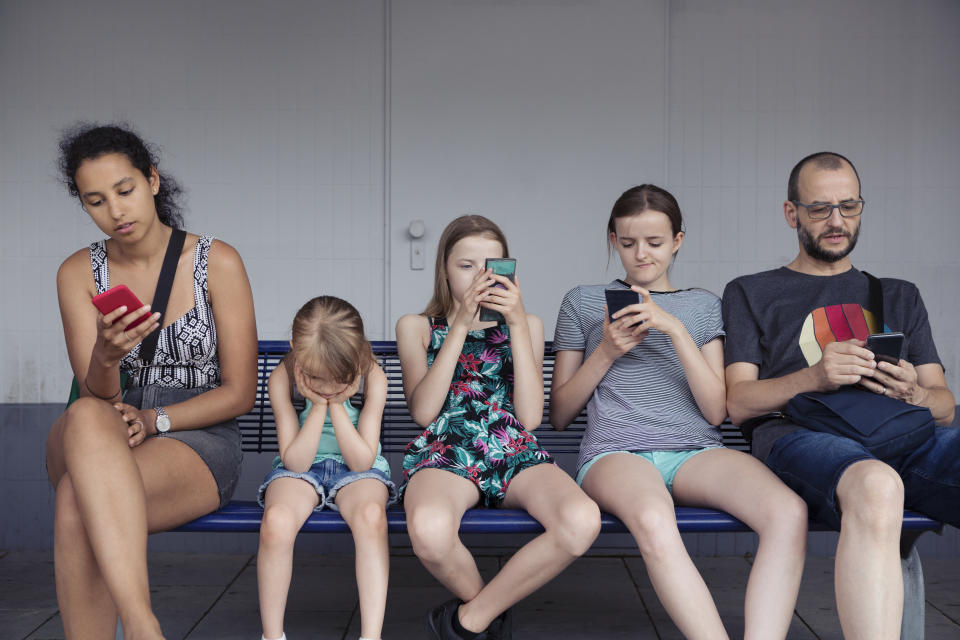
[479, 258, 516, 322]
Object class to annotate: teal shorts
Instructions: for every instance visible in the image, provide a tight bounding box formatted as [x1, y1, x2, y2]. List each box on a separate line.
[576, 448, 718, 494]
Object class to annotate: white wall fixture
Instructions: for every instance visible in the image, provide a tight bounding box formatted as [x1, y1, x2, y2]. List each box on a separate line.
[408, 219, 426, 270]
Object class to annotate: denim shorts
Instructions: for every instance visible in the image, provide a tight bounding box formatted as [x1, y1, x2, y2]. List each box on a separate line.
[576, 448, 718, 494]
[258, 457, 398, 511]
[764, 425, 960, 531]
[124, 384, 242, 508]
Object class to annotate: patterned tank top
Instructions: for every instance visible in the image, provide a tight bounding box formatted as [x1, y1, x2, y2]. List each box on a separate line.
[89, 235, 221, 388]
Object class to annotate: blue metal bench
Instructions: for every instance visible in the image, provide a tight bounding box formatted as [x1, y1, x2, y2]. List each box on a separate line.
[177, 340, 943, 537]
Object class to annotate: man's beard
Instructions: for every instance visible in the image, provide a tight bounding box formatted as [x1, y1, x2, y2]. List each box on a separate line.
[797, 221, 860, 263]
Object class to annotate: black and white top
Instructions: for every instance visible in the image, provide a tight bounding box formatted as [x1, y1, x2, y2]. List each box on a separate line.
[90, 235, 221, 389]
[554, 280, 725, 472]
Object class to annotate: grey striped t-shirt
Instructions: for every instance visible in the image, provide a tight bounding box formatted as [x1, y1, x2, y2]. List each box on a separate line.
[553, 281, 726, 472]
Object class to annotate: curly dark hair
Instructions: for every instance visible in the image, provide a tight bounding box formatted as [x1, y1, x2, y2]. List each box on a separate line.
[58, 123, 185, 229]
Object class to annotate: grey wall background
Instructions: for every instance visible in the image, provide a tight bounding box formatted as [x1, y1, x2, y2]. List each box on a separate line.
[2, 0, 959, 553]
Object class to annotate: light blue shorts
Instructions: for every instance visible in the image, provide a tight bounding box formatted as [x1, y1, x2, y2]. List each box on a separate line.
[258, 457, 398, 512]
[576, 448, 718, 494]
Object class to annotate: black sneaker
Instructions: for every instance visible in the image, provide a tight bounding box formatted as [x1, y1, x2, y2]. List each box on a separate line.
[426, 598, 486, 639]
[485, 608, 513, 640]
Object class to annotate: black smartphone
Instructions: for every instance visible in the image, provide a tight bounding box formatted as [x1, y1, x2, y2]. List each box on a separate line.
[604, 288, 640, 323]
[866, 332, 904, 365]
[479, 258, 517, 322]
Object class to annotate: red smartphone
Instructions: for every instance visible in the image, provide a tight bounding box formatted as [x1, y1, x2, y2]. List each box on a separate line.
[91, 285, 150, 330]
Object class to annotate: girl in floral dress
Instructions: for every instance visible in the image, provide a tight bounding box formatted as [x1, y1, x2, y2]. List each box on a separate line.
[396, 215, 601, 640]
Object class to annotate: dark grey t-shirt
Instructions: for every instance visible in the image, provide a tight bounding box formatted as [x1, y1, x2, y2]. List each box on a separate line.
[722, 266, 942, 459]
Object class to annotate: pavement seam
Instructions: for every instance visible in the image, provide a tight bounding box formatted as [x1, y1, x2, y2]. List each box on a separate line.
[339, 600, 360, 640]
[620, 556, 663, 640]
[182, 553, 256, 639]
[20, 610, 61, 640]
[926, 598, 960, 627]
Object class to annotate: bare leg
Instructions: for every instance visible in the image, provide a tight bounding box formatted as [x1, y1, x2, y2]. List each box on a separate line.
[404, 469, 485, 600]
[673, 448, 808, 640]
[834, 460, 905, 640]
[46, 398, 222, 640]
[52, 473, 119, 640]
[457, 463, 601, 633]
[582, 453, 728, 640]
[335, 479, 390, 640]
[257, 477, 321, 640]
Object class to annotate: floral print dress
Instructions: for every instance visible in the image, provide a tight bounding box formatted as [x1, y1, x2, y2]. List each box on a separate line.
[400, 317, 553, 506]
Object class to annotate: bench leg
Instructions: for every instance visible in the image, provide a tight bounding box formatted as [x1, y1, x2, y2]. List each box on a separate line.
[900, 531, 925, 640]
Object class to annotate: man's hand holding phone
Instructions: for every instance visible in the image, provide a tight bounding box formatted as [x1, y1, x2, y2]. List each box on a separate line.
[813, 339, 877, 391]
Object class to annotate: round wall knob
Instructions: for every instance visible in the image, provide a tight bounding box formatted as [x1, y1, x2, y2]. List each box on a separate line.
[408, 219, 426, 239]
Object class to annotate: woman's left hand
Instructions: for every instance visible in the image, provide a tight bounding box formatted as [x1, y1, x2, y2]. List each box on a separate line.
[621, 286, 682, 337]
[113, 402, 154, 447]
[480, 274, 527, 326]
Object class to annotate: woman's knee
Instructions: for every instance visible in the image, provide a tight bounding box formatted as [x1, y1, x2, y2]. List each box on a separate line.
[406, 505, 460, 562]
[625, 504, 682, 558]
[548, 497, 601, 556]
[755, 490, 808, 546]
[60, 398, 123, 447]
[259, 504, 303, 548]
[838, 460, 904, 535]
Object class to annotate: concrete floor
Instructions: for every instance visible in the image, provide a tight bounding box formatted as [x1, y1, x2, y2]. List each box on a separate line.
[3, 549, 959, 639]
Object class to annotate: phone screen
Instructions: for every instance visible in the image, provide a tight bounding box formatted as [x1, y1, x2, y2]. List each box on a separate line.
[604, 289, 640, 322]
[480, 258, 517, 322]
[866, 332, 904, 365]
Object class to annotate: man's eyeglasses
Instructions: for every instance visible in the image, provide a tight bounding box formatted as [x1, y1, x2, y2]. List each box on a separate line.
[791, 199, 865, 220]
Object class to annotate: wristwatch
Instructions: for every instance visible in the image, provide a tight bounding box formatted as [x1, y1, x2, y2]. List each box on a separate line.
[154, 406, 171, 434]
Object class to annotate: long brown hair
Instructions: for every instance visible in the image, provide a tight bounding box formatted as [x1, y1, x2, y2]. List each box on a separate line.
[286, 296, 375, 385]
[423, 215, 510, 318]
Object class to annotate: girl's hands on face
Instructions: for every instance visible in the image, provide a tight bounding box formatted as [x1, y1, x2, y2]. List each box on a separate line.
[328, 375, 361, 405]
[112, 402, 153, 447]
[479, 273, 526, 326]
[95, 304, 161, 365]
[453, 268, 496, 329]
[294, 362, 329, 408]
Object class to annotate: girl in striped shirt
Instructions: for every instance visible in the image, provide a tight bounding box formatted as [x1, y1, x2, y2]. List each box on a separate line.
[550, 185, 806, 640]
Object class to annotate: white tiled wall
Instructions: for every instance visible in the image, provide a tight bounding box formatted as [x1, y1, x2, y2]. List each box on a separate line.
[0, 0, 387, 402]
[2, 0, 958, 402]
[662, 0, 960, 393]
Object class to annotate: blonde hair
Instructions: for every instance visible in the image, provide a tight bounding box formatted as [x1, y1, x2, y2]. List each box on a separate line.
[287, 296, 375, 384]
[423, 215, 510, 318]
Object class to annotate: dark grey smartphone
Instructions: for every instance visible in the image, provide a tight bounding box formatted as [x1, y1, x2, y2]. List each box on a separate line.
[479, 258, 517, 322]
[604, 289, 640, 323]
[866, 332, 904, 365]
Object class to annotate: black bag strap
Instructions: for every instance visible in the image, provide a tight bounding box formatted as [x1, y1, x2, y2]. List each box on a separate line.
[862, 270, 884, 330]
[140, 229, 186, 364]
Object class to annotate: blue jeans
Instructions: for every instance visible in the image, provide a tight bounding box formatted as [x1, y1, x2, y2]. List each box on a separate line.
[765, 426, 960, 530]
[258, 458, 398, 511]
